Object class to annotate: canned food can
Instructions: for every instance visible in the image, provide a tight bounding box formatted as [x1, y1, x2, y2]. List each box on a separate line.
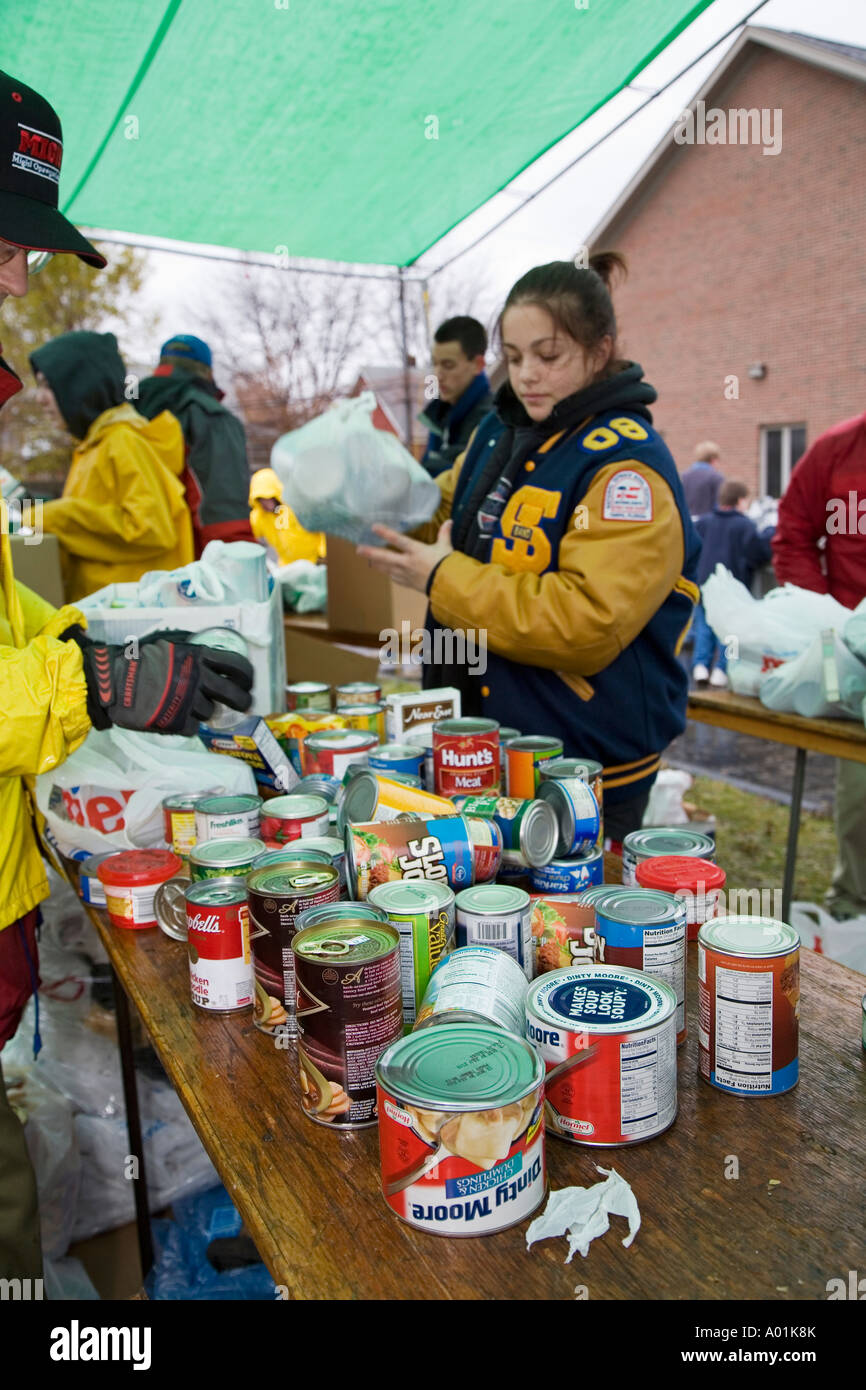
[368, 744, 425, 779]
[403, 729, 434, 791]
[247, 862, 341, 1037]
[433, 717, 500, 796]
[293, 920, 403, 1128]
[530, 893, 597, 974]
[464, 815, 503, 884]
[539, 758, 604, 851]
[294, 774, 342, 803]
[536, 777, 600, 858]
[303, 728, 378, 779]
[252, 846, 331, 875]
[376, 1023, 545, 1236]
[529, 848, 604, 894]
[414, 945, 529, 1035]
[369, 880, 456, 1030]
[335, 681, 382, 707]
[337, 769, 457, 834]
[296, 900, 387, 933]
[194, 794, 262, 843]
[286, 836, 348, 894]
[186, 878, 254, 1014]
[259, 794, 330, 846]
[453, 795, 558, 869]
[504, 735, 563, 799]
[635, 856, 726, 942]
[698, 916, 800, 1096]
[593, 888, 688, 1045]
[456, 884, 534, 980]
[97, 849, 182, 929]
[526, 965, 678, 1146]
[286, 681, 332, 712]
[162, 792, 216, 859]
[498, 726, 522, 745]
[345, 816, 481, 900]
[155, 875, 192, 941]
[189, 837, 266, 880]
[337, 702, 387, 742]
[78, 850, 116, 907]
[622, 827, 716, 888]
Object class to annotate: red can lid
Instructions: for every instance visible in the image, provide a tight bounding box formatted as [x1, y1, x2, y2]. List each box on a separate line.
[635, 855, 725, 892]
[97, 849, 182, 887]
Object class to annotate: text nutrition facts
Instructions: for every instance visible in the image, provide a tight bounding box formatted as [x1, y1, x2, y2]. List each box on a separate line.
[714, 965, 773, 1092]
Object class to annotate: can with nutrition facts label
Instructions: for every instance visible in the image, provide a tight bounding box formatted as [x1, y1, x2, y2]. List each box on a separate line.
[455, 884, 534, 981]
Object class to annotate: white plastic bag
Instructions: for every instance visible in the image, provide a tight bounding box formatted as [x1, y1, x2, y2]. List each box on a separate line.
[842, 595, 866, 662]
[276, 558, 327, 613]
[760, 629, 866, 719]
[4, 1067, 81, 1261]
[788, 902, 866, 972]
[35, 726, 256, 858]
[271, 391, 440, 546]
[642, 769, 693, 826]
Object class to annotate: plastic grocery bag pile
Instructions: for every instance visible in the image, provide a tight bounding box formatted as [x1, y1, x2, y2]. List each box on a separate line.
[701, 565, 866, 720]
[270, 391, 440, 547]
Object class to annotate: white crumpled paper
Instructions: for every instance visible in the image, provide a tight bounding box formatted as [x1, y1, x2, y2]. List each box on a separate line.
[526, 1165, 641, 1261]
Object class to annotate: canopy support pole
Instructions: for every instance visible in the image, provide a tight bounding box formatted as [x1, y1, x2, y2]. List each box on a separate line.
[398, 267, 412, 449]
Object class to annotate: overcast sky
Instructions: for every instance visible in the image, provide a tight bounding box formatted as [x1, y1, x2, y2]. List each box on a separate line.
[122, 0, 866, 370]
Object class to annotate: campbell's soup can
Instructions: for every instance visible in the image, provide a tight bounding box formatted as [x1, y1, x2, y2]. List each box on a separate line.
[698, 916, 799, 1096]
[335, 681, 382, 707]
[376, 1023, 545, 1235]
[162, 792, 215, 859]
[504, 736, 563, 799]
[303, 728, 378, 779]
[530, 893, 597, 974]
[539, 758, 604, 852]
[622, 827, 715, 888]
[286, 681, 331, 712]
[529, 848, 603, 894]
[414, 945, 529, 1036]
[194, 794, 262, 843]
[526, 965, 677, 1146]
[293, 920, 403, 1127]
[433, 717, 500, 796]
[592, 888, 688, 1045]
[248, 862, 341, 1038]
[636, 855, 726, 942]
[186, 878, 254, 1014]
[346, 815, 486, 900]
[369, 880, 455, 1031]
[455, 884, 534, 981]
[259, 794, 330, 846]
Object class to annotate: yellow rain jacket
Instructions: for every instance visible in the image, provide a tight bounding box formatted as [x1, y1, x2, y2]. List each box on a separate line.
[0, 530, 90, 930]
[249, 467, 326, 567]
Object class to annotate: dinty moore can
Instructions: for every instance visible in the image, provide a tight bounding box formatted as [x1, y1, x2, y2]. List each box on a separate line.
[293, 920, 403, 1128]
[433, 717, 500, 797]
[698, 916, 800, 1096]
[368, 880, 455, 1030]
[526, 965, 678, 1146]
[456, 884, 535, 981]
[376, 1023, 545, 1236]
[247, 862, 341, 1038]
[593, 887, 688, 1045]
[185, 878, 254, 1015]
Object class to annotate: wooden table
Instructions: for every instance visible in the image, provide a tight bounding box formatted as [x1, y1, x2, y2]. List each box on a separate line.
[688, 689, 866, 919]
[83, 884, 865, 1302]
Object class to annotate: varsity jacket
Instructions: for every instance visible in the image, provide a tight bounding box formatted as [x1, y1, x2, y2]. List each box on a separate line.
[413, 368, 701, 806]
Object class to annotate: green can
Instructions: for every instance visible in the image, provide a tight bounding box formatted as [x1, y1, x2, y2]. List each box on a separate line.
[252, 846, 331, 871]
[368, 880, 456, 1030]
[189, 837, 266, 880]
[295, 900, 387, 933]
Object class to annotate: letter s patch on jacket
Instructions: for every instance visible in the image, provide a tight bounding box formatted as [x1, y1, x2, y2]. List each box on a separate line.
[490, 485, 562, 573]
[601, 469, 653, 522]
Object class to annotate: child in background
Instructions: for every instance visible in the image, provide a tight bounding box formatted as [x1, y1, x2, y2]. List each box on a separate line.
[692, 479, 775, 687]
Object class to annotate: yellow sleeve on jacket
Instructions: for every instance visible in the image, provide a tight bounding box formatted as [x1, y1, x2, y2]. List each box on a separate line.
[42, 433, 181, 561]
[410, 438, 473, 544]
[0, 600, 90, 777]
[428, 461, 685, 676]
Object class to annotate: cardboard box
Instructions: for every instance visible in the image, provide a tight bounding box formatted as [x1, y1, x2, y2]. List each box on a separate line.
[325, 536, 428, 639]
[9, 533, 65, 608]
[284, 614, 384, 687]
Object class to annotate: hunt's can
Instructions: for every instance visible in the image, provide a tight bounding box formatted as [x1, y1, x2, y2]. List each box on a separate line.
[529, 848, 604, 894]
[539, 758, 604, 851]
[622, 827, 716, 888]
[194, 794, 262, 842]
[259, 794, 330, 846]
[368, 743, 425, 779]
[635, 855, 726, 941]
[530, 893, 597, 974]
[286, 681, 332, 712]
[504, 735, 563, 799]
[593, 888, 688, 1045]
[293, 920, 403, 1128]
[336, 770, 456, 834]
[346, 816, 488, 900]
[247, 862, 341, 1037]
[189, 837, 266, 880]
[337, 702, 387, 742]
[335, 681, 382, 707]
[453, 794, 558, 870]
[162, 792, 215, 859]
[414, 945, 529, 1035]
[526, 965, 678, 1146]
[433, 717, 500, 796]
[698, 916, 800, 1096]
[369, 880, 455, 1030]
[186, 878, 254, 1015]
[376, 1023, 545, 1236]
[303, 728, 378, 779]
[456, 884, 534, 980]
[536, 776, 600, 858]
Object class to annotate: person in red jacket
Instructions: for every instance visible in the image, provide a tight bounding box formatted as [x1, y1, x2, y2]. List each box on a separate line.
[772, 412, 866, 918]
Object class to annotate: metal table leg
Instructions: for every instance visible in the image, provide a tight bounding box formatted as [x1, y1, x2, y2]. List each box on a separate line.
[111, 966, 154, 1278]
[782, 748, 807, 924]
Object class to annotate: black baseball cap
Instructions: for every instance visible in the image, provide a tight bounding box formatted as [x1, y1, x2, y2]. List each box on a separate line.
[0, 70, 105, 268]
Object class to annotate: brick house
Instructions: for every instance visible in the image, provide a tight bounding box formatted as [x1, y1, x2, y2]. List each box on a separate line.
[585, 26, 866, 497]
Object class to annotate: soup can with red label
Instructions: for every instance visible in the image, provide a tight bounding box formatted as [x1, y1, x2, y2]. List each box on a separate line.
[186, 878, 254, 1014]
[259, 794, 330, 846]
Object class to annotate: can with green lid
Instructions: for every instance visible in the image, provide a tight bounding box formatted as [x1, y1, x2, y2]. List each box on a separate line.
[251, 845, 331, 872]
[375, 1023, 545, 1235]
[194, 793, 262, 842]
[593, 887, 688, 1045]
[368, 880, 455, 1031]
[455, 884, 534, 980]
[698, 915, 800, 1096]
[292, 921, 402, 1128]
[189, 837, 266, 880]
[295, 900, 387, 934]
[622, 826, 715, 887]
[247, 862, 340, 1038]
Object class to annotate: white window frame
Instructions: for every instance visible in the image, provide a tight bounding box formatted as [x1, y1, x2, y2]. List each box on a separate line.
[760, 424, 807, 498]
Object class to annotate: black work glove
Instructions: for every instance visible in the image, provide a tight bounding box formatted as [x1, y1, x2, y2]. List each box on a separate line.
[63, 626, 254, 736]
